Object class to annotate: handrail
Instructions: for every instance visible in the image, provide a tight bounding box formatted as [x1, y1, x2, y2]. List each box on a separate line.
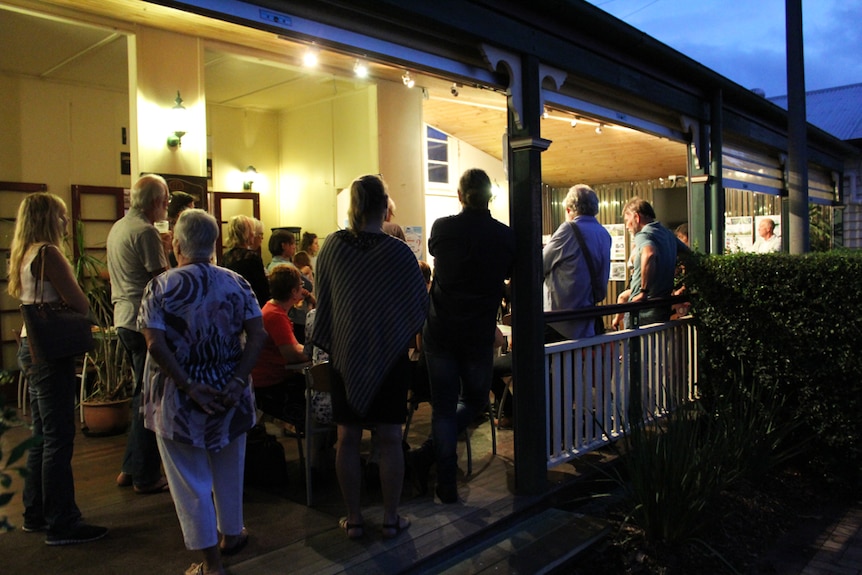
[543, 294, 690, 324]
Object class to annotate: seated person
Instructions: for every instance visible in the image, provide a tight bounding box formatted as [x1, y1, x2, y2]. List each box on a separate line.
[251, 264, 310, 427]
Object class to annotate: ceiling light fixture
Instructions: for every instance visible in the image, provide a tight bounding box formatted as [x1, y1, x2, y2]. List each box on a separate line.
[595, 124, 603, 134]
[450, 83, 459, 97]
[353, 59, 368, 78]
[570, 119, 578, 128]
[542, 107, 549, 119]
[401, 71, 415, 88]
[302, 46, 319, 67]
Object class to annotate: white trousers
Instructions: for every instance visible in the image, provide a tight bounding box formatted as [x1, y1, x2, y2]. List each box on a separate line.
[157, 434, 246, 550]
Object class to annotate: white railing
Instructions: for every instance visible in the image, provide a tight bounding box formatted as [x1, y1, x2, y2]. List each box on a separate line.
[545, 318, 697, 469]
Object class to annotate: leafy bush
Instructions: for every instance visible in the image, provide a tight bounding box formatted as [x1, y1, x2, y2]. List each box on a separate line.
[606, 368, 802, 544]
[0, 371, 41, 532]
[686, 251, 862, 479]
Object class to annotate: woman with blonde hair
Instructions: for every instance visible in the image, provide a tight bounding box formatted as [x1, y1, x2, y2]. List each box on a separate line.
[222, 214, 269, 306]
[311, 174, 427, 539]
[8, 192, 108, 545]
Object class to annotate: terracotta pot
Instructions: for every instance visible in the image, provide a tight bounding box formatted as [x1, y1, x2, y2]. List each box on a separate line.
[81, 398, 132, 437]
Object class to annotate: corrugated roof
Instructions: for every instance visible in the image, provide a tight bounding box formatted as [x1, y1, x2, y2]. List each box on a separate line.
[770, 83, 862, 142]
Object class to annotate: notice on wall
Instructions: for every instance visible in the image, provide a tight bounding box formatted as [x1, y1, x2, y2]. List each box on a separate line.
[405, 226, 423, 259]
[604, 224, 627, 261]
[725, 216, 754, 252]
[610, 261, 627, 282]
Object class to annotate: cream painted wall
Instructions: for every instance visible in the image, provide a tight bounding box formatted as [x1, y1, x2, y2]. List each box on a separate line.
[0, 75, 129, 200]
[132, 26, 206, 179]
[377, 79, 424, 255]
[279, 86, 379, 245]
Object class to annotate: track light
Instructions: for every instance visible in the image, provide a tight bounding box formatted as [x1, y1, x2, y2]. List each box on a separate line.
[401, 71, 415, 88]
[302, 46, 319, 67]
[595, 124, 603, 135]
[570, 119, 578, 128]
[542, 107, 549, 119]
[450, 83, 459, 97]
[353, 59, 368, 78]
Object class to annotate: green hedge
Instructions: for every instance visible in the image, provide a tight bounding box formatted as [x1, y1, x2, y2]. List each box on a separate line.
[686, 251, 862, 477]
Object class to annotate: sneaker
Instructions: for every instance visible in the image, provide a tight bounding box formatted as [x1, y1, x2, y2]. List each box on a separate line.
[46, 523, 108, 546]
[22, 522, 49, 533]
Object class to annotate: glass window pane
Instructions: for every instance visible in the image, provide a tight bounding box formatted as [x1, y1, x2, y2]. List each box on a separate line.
[427, 126, 448, 140]
[428, 140, 448, 162]
[428, 164, 448, 183]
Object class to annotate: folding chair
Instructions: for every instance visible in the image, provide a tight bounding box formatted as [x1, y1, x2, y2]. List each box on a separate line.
[302, 362, 336, 506]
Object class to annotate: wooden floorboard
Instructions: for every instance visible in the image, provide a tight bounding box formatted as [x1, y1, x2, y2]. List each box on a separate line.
[0, 402, 579, 575]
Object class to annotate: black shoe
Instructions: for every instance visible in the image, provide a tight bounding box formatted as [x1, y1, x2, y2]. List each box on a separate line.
[45, 523, 108, 546]
[22, 521, 48, 533]
[435, 483, 458, 504]
[406, 447, 434, 495]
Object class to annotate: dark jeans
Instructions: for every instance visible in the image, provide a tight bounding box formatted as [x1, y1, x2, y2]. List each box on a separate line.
[424, 338, 494, 488]
[18, 339, 82, 532]
[117, 328, 162, 486]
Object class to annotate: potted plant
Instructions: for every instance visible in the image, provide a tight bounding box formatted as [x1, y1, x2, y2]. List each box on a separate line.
[71, 222, 134, 437]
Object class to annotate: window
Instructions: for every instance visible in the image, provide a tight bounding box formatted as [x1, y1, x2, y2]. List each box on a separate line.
[426, 126, 449, 184]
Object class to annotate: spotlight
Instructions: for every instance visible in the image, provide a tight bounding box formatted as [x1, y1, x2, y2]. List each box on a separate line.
[542, 107, 549, 119]
[353, 59, 368, 78]
[302, 46, 318, 67]
[595, 124, 603, 134]
[570, 119, 578, 128]
[401, 71, 415, 88]
[450, 83, 459, 97]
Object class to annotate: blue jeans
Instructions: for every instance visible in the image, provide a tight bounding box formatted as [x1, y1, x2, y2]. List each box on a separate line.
[424, 341, 494, 488]
[18, 339, 82, 532]
[117, 328, 162, 486]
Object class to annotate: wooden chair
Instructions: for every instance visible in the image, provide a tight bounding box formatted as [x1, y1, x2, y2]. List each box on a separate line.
[301, 362, 337, 506]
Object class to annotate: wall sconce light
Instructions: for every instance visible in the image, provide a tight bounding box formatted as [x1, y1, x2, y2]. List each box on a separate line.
[243, 166, 258, 190]
[595, 124, 603, 135]
[303, 46, 319, 67]
[353, 59, 369, 78]
[401, 71, 415, 88]
[166, 90, 187, 149]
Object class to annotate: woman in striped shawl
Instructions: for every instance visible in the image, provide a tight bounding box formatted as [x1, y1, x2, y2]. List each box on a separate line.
[311, 174, 428, 540]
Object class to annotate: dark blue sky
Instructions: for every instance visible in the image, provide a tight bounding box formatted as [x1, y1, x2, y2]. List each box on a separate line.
[587, 0, 862, 98]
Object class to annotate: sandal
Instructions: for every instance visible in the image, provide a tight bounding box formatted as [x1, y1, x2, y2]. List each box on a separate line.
[184, 563, 226, 575]
[134, 476, 170, 494]
[381, 515, 410, 540]
[338, 517, 365, 540]
[219, 527, 248, 556]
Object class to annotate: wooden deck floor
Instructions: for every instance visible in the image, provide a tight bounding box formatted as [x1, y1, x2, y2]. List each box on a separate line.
[1, 402, 585, 575]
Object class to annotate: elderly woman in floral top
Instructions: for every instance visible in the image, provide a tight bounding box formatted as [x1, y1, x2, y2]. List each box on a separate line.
[139, 209, 266, 575]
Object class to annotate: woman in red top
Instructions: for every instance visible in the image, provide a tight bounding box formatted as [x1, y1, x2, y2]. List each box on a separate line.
[251, 265, 310, 423]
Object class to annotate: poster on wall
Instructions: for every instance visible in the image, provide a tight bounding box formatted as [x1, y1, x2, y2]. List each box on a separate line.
[725, 216, 754, 252]
[405, 226, 423, 259]
[604, 224, 627, 261]
[610, 261, 627, 282]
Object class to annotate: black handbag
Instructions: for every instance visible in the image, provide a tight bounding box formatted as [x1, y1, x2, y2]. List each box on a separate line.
[19, 244, 94, 363]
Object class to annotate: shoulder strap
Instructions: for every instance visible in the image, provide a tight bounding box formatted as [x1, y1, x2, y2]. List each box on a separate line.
[568, 222, 603, 305]
[34, 244, 49, 304]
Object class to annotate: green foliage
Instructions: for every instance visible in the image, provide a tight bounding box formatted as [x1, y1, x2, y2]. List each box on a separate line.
[68, 221, 133, 402]
[686, 251, 862, 478]
[605, 368, 802, 545]
[0, 371, 42, 532]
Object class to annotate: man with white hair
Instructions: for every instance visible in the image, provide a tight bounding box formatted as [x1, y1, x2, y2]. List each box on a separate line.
[543, 184, 612, 340]
[752, 217, 781, 253]
[107, 173, 170, 494]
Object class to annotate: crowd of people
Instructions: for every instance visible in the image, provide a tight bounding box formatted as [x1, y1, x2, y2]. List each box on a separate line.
[10, 168, 697, 574]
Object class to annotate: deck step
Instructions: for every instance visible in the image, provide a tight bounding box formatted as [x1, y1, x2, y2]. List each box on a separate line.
[417, 508, 610, 574]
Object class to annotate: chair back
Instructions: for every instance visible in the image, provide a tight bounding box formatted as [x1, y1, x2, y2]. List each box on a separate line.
[306, 362, 331, 393]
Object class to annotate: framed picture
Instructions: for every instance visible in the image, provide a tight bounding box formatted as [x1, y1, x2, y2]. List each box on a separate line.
[152, 173, 209, 213]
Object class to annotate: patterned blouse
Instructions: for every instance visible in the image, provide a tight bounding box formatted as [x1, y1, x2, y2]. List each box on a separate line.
[139, 262, 262, 450]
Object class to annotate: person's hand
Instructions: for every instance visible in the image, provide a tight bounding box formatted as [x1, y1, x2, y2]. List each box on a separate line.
[219, 376, 248, 409]
[185, 381, 226, 415]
